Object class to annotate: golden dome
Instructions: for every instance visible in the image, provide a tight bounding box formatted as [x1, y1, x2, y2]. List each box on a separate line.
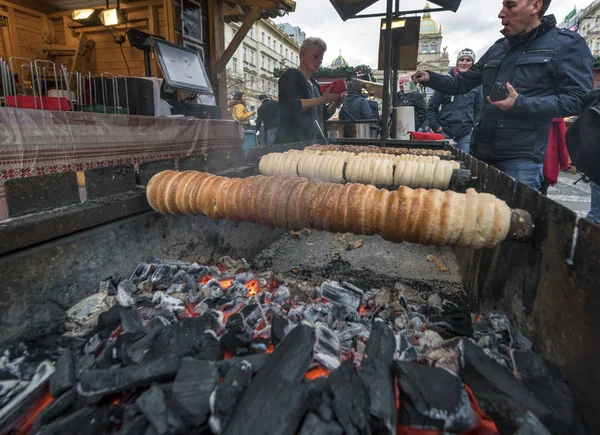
[420, 3, 440, 34]
[331, 51, 348, 69]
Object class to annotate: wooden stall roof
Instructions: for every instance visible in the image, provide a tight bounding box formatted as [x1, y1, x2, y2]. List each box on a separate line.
[222, 0, 295, 22]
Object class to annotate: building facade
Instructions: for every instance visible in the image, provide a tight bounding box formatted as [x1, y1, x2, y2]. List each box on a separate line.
[579, 0, 600, 57]
[373, 2, 449, 97]
[224, 19, 301, 111]
[277, 22, 306, 45]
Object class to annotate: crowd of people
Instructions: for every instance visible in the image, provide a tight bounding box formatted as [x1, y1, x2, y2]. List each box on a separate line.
[229, 0, 598, 223]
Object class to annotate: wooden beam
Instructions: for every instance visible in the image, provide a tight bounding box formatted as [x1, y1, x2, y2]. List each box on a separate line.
[71, 20, 149, 33]
[6, 7, 19, 58]
[148, 5, 158, 35]
[47, 0, 163, 18]
[208, 0, 228, 119]
[214, 4, 261, 74]
[163, 0, 176, 43]
[0, 0, 53, 16]
[63, 15, 79, 46]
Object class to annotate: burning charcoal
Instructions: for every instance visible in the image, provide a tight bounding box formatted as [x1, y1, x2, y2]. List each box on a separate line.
[78, 356, 182, 397]
[120, 309, 143, 334]
[117, 283, 136, 307]
[234, 272, 255, 283]
[418, 329, 444, 350]
[170, 358, 218, 426]
[209, 360, 253, 434]
[166, 283, 186, 295]
[298, 412, 343, 435]
[196, 332, 221, 361]
[287, 304, 306, 320]
[0, 379, 28, 408]
[330, 305, 360, 322]
[359, 320, 396, 434]
[407, 317, 425, 331]
[83, 334, 105, 356]
[456, 339, 550, 434]
[171, 269, 187, 283]
[315, 323, 340, 371]
[240, 304, 263, 330]
[273, 285, 290, 304]
[122, 318, 165, 365]
[64, 286, 116, 337]
[130, 263, 154, 286]
[420, 343, 461, 372]
[303, 301, 331, 324]
[151, 265, 175, 290]
[137, 279, 152, 294]
[49, 349, 76, 397]
[319, 281, 363, 312]
[250, 337, 269, 353]
[428, 302, 473, 337]
[337, 322, 370, 344]
[96, 305, 126, 337]
[327, 360, 370, 435]
[35, 405, 109, 435]
[31, 387, 80, 432]
[117, 404, 149, 435]
[151, 292, 185, 313]
[394, 313, 409, 330]
[222, 325, 315, 435]
[393, 361, 478, 432]
[217, 353, 270, 377]
[516, 411, 552, 435]
[187, 262, 207, 276]
[183, 274, 197, 293]
[94, 339, 120, 369]
[271, 314, 297, 345]
[136, 384, 183, 435]
[226, 281, 248, 301]
[221, 315, 252, 356]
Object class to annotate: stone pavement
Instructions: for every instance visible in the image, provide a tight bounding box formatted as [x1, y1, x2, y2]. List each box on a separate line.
[547, 170, 592, 219]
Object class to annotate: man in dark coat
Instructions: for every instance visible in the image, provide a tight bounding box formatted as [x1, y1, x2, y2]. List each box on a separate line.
[413, 0, 594, 189]
[255, 95, 280, 146]
[427, 48, 483, 153]
[394, 75, 427, 131]
[340, 80, 378, 121]
[276, 37, 343, 144]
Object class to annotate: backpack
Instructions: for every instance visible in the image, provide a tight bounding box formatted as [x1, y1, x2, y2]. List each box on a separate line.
[566, 89, 600, 185]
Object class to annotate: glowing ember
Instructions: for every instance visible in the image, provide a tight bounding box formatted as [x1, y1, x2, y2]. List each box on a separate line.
[12, 392, 53, 435]
[221, 302, 244, 322]
[199, 275, 212, 285]
[219, 279, 234, 290]
[304, 366, 330, 380]
[245, 279, 260, 297]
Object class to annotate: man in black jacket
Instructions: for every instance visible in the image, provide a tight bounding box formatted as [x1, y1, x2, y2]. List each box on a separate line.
[276, 37, 342, 144]
[255, 95, 280, 146]
[413, 0, 593, 189]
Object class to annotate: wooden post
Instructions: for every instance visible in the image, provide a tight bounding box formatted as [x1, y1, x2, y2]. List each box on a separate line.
[6, 7, 19, 58]
[163, 0, 176, 43]
[208, 0, 228, 119]
[213, 5, 262, 74]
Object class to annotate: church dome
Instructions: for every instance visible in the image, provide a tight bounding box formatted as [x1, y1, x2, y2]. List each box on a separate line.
[331, 51, 348, 69]
[420, 3, 440, 34]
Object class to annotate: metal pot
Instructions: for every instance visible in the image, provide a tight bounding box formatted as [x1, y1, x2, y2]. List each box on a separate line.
[343, 121, 380, 139]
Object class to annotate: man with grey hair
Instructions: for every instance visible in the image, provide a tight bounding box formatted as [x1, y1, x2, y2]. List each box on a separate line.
[276, 37, 343, 144]
[413, 0, 593, 190]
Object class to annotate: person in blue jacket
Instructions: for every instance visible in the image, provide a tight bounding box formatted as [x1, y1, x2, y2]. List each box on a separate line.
[427, 49, 482, 153]
[340, 80, 378, 121]
[413, 0, 594, 190]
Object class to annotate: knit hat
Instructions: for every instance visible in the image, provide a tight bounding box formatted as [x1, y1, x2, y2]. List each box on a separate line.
[457, 48, 475, 64]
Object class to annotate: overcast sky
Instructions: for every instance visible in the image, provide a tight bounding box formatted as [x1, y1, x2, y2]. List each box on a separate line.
[274, 0, 591, 68]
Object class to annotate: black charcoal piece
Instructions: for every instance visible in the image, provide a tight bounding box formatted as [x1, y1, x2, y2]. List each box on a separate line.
[217, 353, 269, 377]
[222, 325, 315, 435]
[359, 320, 396, 434]
[78, 356, 182, 397]
[118, 279, 138, 295]
[209, 360, 253, 434]
[94, 339, 120, 369]
[95, 305, 126, 337]
[36, 405, 109, 435]
[166, 283, 186, 294]
[240, 304, 263, 329]
[394, 361, 477, 432]
[99, 279, 117, 296]
[197, 332, 222, 360]
[183, 274, 197, 293]
[136, 384, 171, 435]
[148, 258, 191, 270]
[49, 349, 76, 397]
[120, 309, 143, 334]
[428, 304, 473, 337]
[130, 263, 153, 286]
[31, 387, 79, 431]
[315, 323, 340, 371]
[151, 265, 174, 290]
[298, 412, 344, 435]
[516, 411, 552, 435]
[271, 315, 296, 345]
[458, 339, 551, 434]
[330, 305, 360, 322]
[118, 404, 149, 435]
[123, 319, 165, 365]
[320, 280, 363, 312]
[171, 269, 187, 283]
[327, 360, 370, 435]
[171, 358, 218, 426]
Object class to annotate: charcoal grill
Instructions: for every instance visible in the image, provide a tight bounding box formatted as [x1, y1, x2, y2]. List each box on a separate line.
[0, 139, 598, 434]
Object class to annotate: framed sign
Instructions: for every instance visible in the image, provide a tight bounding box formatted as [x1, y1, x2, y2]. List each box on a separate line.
[181, 0, 203, 44]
